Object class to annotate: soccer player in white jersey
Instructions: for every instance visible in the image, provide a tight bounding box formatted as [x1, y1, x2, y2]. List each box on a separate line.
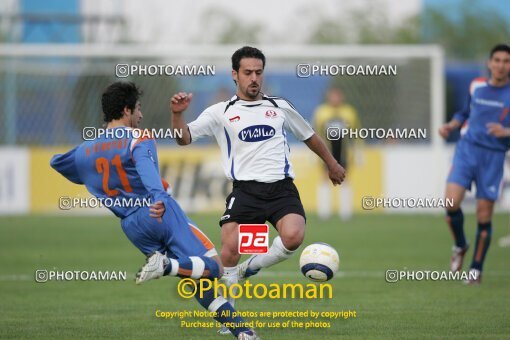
[170, 46, 345, 325]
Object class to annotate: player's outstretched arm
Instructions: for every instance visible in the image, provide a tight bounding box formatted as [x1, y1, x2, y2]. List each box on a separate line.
[50, 146, 83, 184]
[170, 92, 193, 145]
[304, 133, 346, 186]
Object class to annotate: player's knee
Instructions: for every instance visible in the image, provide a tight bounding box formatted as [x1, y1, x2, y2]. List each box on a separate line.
[280, 228, 305, 251]
[476, 200, 494, 223]
[476, 208, 492, 223]
[445, 197, 461, 212]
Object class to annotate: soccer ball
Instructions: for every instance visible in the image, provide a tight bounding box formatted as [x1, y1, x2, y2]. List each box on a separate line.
[299, 243, 340, 282]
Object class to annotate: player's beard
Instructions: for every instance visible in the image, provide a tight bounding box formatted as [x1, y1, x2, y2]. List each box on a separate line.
[244, 84, 260, 100]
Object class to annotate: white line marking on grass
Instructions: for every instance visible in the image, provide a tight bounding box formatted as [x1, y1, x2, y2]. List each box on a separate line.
[1, 270, 509, 281]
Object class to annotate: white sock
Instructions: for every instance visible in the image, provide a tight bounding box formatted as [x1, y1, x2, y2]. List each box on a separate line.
[221, 266, 238, 308]
[317, 181, 331, 220]
[168, 258, 179, 276]
[339, 182, 353, 221]
[248, 236, 295, 271]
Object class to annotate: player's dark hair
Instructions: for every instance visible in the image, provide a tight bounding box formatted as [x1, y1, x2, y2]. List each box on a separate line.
[101, 81, 142, 122]
[489, 44, 510, 58]
[231, 46, 266, 72]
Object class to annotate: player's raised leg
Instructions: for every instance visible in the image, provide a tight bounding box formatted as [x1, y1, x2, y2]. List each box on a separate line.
[120, 202, 221, 283]
[444, 182, 469, 272]
[128, 208, 259, 339]
[239, 213, 305, 279]
[135, 251, 223, 283]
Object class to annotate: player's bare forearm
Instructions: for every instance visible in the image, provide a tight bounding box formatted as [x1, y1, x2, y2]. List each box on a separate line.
[171, 113, 191, 145]
[447, 119, 462, 129]
[305, 134, 336, 167]
[439, 119, 463, 139]
[170, 92, 193, 145]
[304, 133, 346, 185]
[487, 122, 510, 137]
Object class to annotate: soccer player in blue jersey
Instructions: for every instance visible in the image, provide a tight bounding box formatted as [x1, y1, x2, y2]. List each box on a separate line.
[439, 44, 510, 284]
[50, 82, 259, 340]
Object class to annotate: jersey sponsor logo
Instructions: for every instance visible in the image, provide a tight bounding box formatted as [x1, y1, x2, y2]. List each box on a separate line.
[265, 110, 277, 118]
[238, 125, 276, 142]
[229, 115, 240, 122]
[474, 97, 504, 108]
[238, 224, 269, 254]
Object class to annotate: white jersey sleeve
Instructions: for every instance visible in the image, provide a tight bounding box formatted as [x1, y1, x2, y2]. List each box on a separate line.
[277, 99, 315, 141]
[188, 102, 224, 142]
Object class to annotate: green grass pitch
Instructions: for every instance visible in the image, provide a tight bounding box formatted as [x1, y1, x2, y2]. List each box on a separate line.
[1, 213, 509, 339]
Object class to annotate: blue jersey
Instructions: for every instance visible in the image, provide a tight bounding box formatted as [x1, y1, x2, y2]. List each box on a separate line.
[453, 77, 510, 152]
[50, 127, 168, 219]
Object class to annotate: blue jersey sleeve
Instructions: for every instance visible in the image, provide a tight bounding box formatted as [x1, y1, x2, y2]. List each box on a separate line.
[452, 93, 471, 125]
[131, 139, 168, 204]
[50, 146, 83, 184]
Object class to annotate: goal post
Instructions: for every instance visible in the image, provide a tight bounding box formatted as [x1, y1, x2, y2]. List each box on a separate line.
[1, 44, 466, 214]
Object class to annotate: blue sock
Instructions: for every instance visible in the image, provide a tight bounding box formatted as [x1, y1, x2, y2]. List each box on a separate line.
[470, 221, 492, 271]
[194, 281, 250, 337]
[446, 209, 467, 248]
[163, 256, 220, 279]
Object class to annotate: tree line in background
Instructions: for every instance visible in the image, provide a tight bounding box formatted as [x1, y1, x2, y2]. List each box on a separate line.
[197, 0, 510, 61]
[0, 0, 508, 60]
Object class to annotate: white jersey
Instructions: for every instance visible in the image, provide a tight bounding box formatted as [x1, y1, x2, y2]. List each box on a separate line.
[188, 94, 315, 183]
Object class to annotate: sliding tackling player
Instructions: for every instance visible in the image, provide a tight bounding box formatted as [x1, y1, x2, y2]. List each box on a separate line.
[51, 81, 259, 340]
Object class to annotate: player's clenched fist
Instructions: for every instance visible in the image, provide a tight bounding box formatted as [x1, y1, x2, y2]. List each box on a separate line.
[439, 120, 461, 139]
[149, 200, 165, 223]
[170, 92, 193, 114]
[328, 162, 346, 186]
[438, 123, 453, 139]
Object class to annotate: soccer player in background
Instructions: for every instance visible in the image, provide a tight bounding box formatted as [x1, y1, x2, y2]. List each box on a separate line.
[170, 46, 345, 333]
[313, 87, 362, 220]
[439, 44, 510, 284]
[50, 81, 259, 340]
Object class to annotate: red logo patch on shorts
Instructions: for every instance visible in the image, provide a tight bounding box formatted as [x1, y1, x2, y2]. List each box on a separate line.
[238, 224, 269, 254]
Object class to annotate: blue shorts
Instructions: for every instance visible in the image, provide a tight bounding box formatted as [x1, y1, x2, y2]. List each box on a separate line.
[121, 197, 217, 259]
[447, 139, 506, 201]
